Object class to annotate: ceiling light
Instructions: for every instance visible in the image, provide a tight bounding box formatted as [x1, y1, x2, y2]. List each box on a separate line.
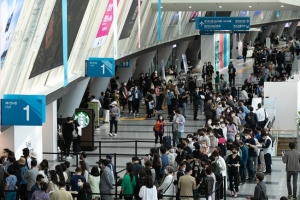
[219, 5, 222, 8]
[281, 5, 284, 7]
[249, 5, 252, 8]
[189, 6, 192, 8]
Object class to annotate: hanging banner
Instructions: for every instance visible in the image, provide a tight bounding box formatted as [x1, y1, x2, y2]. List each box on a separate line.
[178, 12, 182, 35]
[138, 0, 141, 48]
[113, 0, 118, 58]
[92, 0, 120, 48]
[161, 59, 165, 80]
[62, 0, 68, 87]
[182, 54, 188, 73]
[158, 0, 161, 41]
[170, 12, 179, 26]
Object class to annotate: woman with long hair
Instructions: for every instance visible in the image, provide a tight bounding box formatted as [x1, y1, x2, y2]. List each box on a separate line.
[22, 148, 31, 168]
[79, 161, 89, 182]
[152, 153, 161, 182]
[55, 165, 65, 182]
[46, 170, 59, 193]
[153, 114, 167, 146]
[39, 162, 49, 183]
[88, 167, 100, 200]
[139, 175, 157, 200]
[77, 180, 92, 200]
[121, 163, 136, 200]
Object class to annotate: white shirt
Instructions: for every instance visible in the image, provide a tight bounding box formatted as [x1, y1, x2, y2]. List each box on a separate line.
[91, 99, 102, 110]
[139, 185, 157, 200]
[241, 90, 249, 100]
[255, 108, 266, 122]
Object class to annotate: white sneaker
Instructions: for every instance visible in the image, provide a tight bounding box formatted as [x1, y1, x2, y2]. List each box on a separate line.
[133, 113, 136, 116]
[113, 133, 117, 136]
[136, 113, 139, 116]
[108, 133, 113, 137]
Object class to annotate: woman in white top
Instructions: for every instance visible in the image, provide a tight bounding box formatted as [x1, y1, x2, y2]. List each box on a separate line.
[241, 86, 249, 101]
[88, 167, 101, 200]
[139, 175, 158, 200]
[38, 162, 49, 183]
[79, 161, 89, 182]
[158, 166, 175, 200]
[46, 170, 59, 194]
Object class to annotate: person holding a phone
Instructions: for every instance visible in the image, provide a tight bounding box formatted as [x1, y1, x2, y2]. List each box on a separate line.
[244, 132, 256, 182]
[226, 145, 240, 198]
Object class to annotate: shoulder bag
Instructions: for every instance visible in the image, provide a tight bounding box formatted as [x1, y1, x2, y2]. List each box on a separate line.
[157, 178, 174, 200]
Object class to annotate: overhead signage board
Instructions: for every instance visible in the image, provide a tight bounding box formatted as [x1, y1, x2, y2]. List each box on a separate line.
[117, 60, 130, 68]
[85, 57, 115, 77]
[196, 17, 250, 31]
[1, 95, 45, 126]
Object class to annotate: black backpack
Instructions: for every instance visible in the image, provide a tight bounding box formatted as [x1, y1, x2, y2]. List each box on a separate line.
[246, 113, 256, 125]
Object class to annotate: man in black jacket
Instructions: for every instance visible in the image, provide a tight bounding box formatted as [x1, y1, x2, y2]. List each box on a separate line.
[204, 98, 215, 123]
[245, 107, 258, 132]
[193, 88, 201, 121]
[62, 117, 74, 157]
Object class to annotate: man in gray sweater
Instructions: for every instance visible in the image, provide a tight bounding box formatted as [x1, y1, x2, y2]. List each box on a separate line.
[24, 160, 38, 200]
[282, 142, 300, 200]
[100, 159, 114, 200]
[108, 101, 120, 137]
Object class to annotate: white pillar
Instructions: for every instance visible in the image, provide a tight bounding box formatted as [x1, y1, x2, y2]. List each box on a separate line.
[89, 78, 111, 100]
[201, 35, 215, 64]
[158, 45, 173, 79]
[232, 34, 239, 59]
[289, 21, 299, 37]
[14, 126, 43, 162]
[42, 101, 58, 161]
[58, 78, 90, 117]
[274, 23, 286, 38]
[133, 51, 157, 79]
[0, 127, 15, 152]
[116, 58, 137, 84]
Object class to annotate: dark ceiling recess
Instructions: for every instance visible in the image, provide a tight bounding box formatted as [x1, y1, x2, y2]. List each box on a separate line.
[205, 11, 232, 17]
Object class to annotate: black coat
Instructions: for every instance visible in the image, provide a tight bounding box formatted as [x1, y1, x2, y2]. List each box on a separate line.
[62, 122, 74, 141]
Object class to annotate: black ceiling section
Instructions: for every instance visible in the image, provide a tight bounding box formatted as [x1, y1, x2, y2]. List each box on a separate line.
[29, 0, 90, 79]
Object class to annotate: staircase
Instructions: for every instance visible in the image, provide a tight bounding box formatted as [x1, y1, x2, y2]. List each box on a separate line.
[276, 137, 297, 156]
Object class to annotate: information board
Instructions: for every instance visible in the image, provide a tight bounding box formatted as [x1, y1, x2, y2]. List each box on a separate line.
[196, 17, 250, 31]
[85, 58, 115, 77]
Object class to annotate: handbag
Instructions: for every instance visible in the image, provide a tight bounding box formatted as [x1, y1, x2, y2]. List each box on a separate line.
[157, 179, 173, 199]
[218, 137, 226, 144]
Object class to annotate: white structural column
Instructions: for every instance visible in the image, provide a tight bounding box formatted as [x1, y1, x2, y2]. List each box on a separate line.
[89, 78, 111, 100]
[58, 78, 90, 117]
[177, 40, 191, 71]
[158, 45, 173, 78]
[116, 58, 137, 84]
[260, 25, 274, 41]
[133, 51, 157, 79]
[274, 23, 286, 38]
[232, 34, 239, 59]
[42, 101, 58, 161]
[0, 127, 14, 153]
[201, 35, 215, 64]
[289, 21, 299, 37]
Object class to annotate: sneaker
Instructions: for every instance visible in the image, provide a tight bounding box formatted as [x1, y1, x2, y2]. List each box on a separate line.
[133, 113, 136, 116]
[108, 133, 113, 137]
[288, 195, 293, 199]
[136, 113, 139, 116]
[292, 198, 297, 200]
[113, 133, 117, 137]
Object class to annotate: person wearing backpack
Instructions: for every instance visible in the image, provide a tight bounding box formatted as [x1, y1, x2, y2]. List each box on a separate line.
[246, 172, 268, 200]
[246, 107, 258, 132]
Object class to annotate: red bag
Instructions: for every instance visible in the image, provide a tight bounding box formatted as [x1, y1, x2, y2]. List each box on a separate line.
[218, 137, 226, 144]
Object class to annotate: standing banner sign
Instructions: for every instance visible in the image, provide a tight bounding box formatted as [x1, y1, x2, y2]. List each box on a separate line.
[87, 102, 99, 127]
[161, 60, 165, 80]
[62, 0, 68, 87]
[266, 37, 270, 49]
[92, 0, 120, 48]
[284, 52, 292, 64]
[182, 54, 188, 73]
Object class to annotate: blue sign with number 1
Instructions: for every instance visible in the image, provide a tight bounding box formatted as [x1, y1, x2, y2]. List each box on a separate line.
[1, 99, 43, 126]
[85, 57, 115, 77]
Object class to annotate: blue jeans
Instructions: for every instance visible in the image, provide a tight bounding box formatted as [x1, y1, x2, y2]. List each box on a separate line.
[5, 191, 16, 200]
[173, 131, 184, 146]
[182, 102, 187, 116]
[247, 156, 254, 179]
[240, 162, 247, 183]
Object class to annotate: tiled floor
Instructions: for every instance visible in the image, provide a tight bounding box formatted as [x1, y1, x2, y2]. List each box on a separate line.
[50, 56, 299, 199]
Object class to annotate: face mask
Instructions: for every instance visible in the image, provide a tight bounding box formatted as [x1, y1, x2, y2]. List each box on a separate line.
[188, 138, 192, 142]
[77, 182, 83, 187]
[182, 168, 186, 171]
[221, 124, 225, 128]
[245, 136, 249, 139]
[239, 111, 242, 113]
[227, 110, 230, 113]
[124, 84, 127, 86]
[220, 119, 223, 122]
[210, 133, 214, 136]
[218, 105, 222, 107]
[232, 151, 237, 154]
[171, 149, 175, 153]
[231, 114, 235, 117]
[196, 90, 199, 92]
[236, 137, 240, 140]
[215, 126, 219, 129]
[208, 121, 212, 125]
[167, 90, 170, 93]
[159, 117, 163, 120]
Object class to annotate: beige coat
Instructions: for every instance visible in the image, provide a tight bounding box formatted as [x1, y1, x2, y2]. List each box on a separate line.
[50, 188, 73, 200]
[178, 175, 196, 200]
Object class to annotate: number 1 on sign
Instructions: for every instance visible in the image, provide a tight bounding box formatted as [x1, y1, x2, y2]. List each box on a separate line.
[101, 64, 105, 74]
[23, 105, 30, 121]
